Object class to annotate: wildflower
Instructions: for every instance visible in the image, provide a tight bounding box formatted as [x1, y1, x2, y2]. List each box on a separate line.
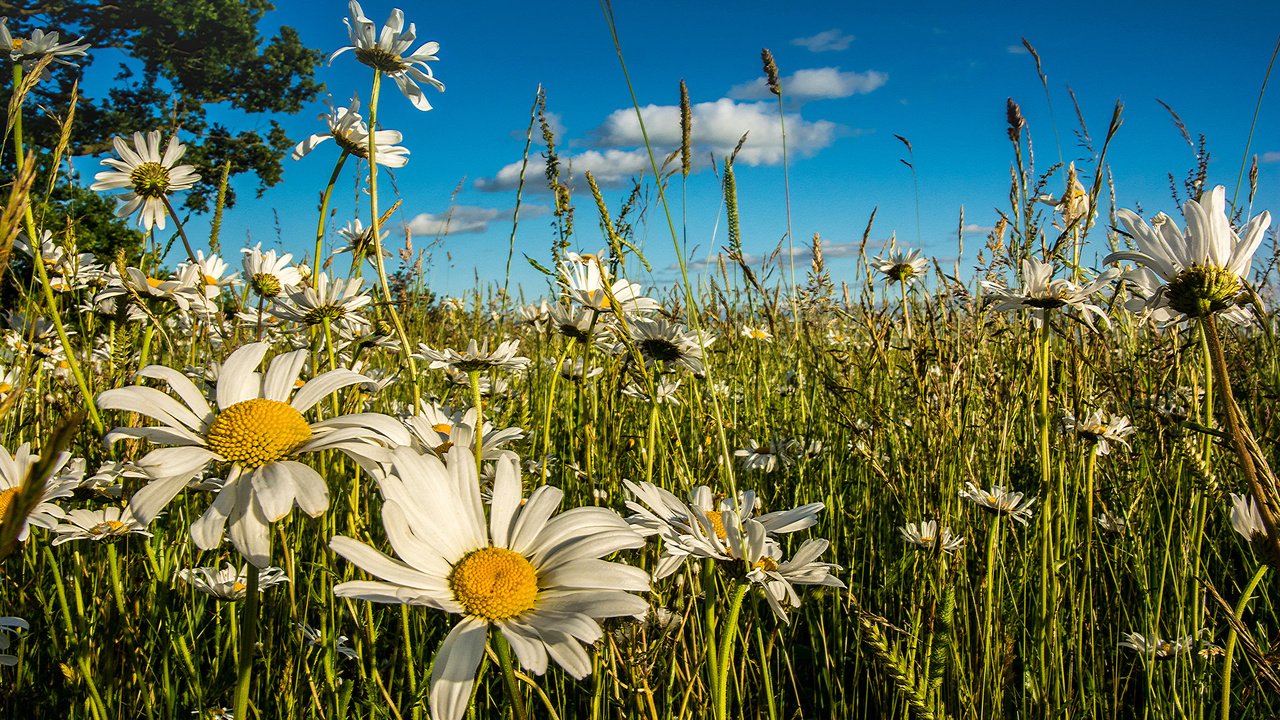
[179, 251, 239, 301]
[0, 19, 89, 76]
[89, 131, 201, 231]
[550, 357, 603, 382]
[734, 439, 791, 474]
[625, 317, 710, 376]
[874, 248, 929, 285]
[959, 482, 1036, 525]
[401, 401, 524, 461]
[1060, 410, 1135, 456]
[270, 272, 372, 335]
[518, 300, 551, 332]
[298, 623, 359, 660]
[98, 342, 390, 566]
[561, 252, 660, 315]
[0, 616, 27, 667]
[1096, 511, 1127, 535]
[0, 442, 76, 541]
[1230, 493, 1269, 544]
[982, 258, 1117, 329]
[743, 525, 844, 623]
[551, 304, 612, 345]
[242, 245, 303, 299]
[740, 325, 773, 342]
[177, 563, 290, 601]
[51, 506, 151, 545]
[900, 520, 965, 554]
[292, 97, 410, 167]
[621, 377, 682, 405]
[191, 707, 233, 720]
[331, 1, 444, 112]
[416, 339, 530, 373]
[332, 219, 391, 263]
[14, 229, 103, 292]
[331, 446, 648, 720]
[1119, 631, 1192, 660]
[1036, 162, 1092, 230]
[1106, 186, 1270, 321]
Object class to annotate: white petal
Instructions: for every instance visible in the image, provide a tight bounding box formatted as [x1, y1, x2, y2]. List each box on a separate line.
[509, 485, 564, 555]
[429, 618, 488, 720]
[216, 343, 270, 409]
[262, 349, 308, 402]
[290, 369, 369, 412]
[489, 457, 521, 548]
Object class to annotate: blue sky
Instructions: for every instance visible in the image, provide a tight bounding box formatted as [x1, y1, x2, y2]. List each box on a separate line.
[73, 0, 1280, 298]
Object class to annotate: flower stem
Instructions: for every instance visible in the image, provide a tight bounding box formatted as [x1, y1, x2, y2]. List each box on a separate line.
[470, 370, 485, 479]
[316, 151, 350, 270]
[493, 631, 530, 720]
[233, 564, 261, 719]
[713, 582, 749, 720]
[1220, 564, 1267, 720]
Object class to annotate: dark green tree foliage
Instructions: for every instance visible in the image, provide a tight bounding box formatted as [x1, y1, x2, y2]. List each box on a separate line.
[3, 0, 324, 215]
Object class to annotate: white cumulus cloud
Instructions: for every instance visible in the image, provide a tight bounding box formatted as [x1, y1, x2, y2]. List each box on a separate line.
[1260, 151, 1280, 164]
[729, 67, 887, 102]
[792, 29, 855, 53]
[406, 206, 504, 236]
[475, 149, 656, 192]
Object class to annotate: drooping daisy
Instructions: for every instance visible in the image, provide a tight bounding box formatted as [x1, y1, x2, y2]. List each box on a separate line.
[0, 616, 27, 667]
[98, 342, 395, 566]
[1118, 631, 1193, 661]
[0, 442, 76, 541]
[89, 131, 201, 231]
[51, 506, 151, 545]
[624, 317, 711, 376]
[1059, 410, 1135, 456]
[1107, 186, 1270, 321]
[1230, 493, 1269, 544]
[331, 446, 649, 720]
[242, 245, 303, 299]
[900, 520, 965, 554]
[518, 300, 551, 333]
[330, 1, 444, 112]
[416, 338, 531, 374]
[292, 97, 410, 168]
[959, 482, 1036, 525]
[874, 248, 929, 285]
[981, 258, 1117, 329]
[179, 251, 239, 301]
[177, 563, 290, 601]
[269, 272, 372, 335]
[333, 218, 391, 264]
[741, 523, 844, 623]
[1036, 162, 1092, 230]
[561, 251, 660, 315]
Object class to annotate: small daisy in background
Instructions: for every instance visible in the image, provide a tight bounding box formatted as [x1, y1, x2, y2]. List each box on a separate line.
[900, 520, 965, 554]
[0, 442, 76, 542]
[1118, 631, 1193, 661]
[981, 258, 1117, 329]
[874, 247, 929, 286]
[242, 245, 303, 300]
[1059, 410, 1135, 456]
[292, 97, 410, 168]
[740, 325, 773, 342]
[0, 616, 27, 667]
[734, 439, 792, 474]
[51, 506, 150, 545]
[416, 338, 530, 374]
[959, 482, 1036, 525]
[89, 131, 200, 231]
[177, 564, 290, 601]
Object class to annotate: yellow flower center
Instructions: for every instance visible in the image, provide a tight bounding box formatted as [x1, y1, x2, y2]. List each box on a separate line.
[0, 383, 12, 394]
[354, 46, 409, 74]
[753, 556, 779, 573]
[129, 161, 172, 199]
[0, 487, 19, 521]
[704, 510, 728, 540]
[146, 277, 166, 289]
[432, 423, 453, 435]
[203, 274, 220, 286]
[206, 398, 312, 468]
[89, 520, 128, 536]
[231, 581, 247, 594]
[749, 329, 769, 340]
[449, 547, 539, 621]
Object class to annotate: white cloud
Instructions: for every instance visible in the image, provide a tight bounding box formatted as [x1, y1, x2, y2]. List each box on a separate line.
[1261, 151, 1280, 164]
[729, 67, 887, 102]
[475, 149, 657, 192]
[406, 206, 504, 236]
[592, 98, 839, 166]
[792, 29, 855, 53]
[960, 223, 996, 234]
[1006, 45, 1029, 55]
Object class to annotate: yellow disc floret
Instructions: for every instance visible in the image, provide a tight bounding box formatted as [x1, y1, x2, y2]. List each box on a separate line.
[449, 547, 539, 621]
[206, 398, 312, 468]
[0, 487, 18, 521]
[704, 510, 728, 539]
[89, 520, 128, 537]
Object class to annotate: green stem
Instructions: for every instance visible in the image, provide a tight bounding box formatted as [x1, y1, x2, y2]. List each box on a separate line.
[494, 631, 530, 720]
[106, 543, 127, 616]
[540, 341, 572, 484]
[470, 370, 485, 479]
[233, 564, 261, 719]
[316, 151, 351, 270]
[982, 516, 1001, 713]
[713, 582, 749, 720]
[1220, 565, 1267, 720]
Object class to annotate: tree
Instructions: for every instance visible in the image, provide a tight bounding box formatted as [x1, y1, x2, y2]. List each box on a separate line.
[3, 0, 324, 220]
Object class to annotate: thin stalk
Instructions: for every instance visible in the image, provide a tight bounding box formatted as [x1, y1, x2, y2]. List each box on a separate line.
[316, 151, 351, 269]
[713, 582, 749, 720]
[470, 370, 485, 480]
[233, 564, 261, 719]
[1220, 564, 1267, 720]
[494, 631, 530, 720]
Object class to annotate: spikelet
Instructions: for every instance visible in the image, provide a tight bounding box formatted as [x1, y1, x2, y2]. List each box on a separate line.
[679, 80, 692, 178]
[761, 49, 781, 96]
[1006, 98, 1025, 143]
[855, 608, 940, 720]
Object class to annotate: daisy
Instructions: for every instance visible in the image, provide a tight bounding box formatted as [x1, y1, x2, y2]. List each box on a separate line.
[959, 482, 1036, 525]
[1096, 511, 1128, 535]
[621, 377, 683, 405]
[416, 338, 531, 374]
[1036, 162, 1092, 230]
[178, 563, 290, 601]
[550, 357, 603, 382]
[331, 446, 649, 720]
[179, 251, 239, 300]
[292, 97, 410, 168]
[874, 248, 929, 285]
[330, 1, 444, 112]
[0, 616, 26, 667]
[734, 439, 792, 474]
[89, 131, 201, 231]
[1106, 186, 1270, 321]
[740, 325, 773, 342]
[624, 317, 710, 376]
[1, 20, 89, 76]
[269, 272, 372, 335]
[1059, 410, 1135, 456]
[900, 520, 965, 554]
[551, 304, 612, 345]
[981, 258, 1117, 329]
[402, 401, 524, 462]
[0, 442, 76, 541]
[1230, 493, 1268, 544]
[332, 218, 391, 263]
[1119, 631, 1193, 661]
[518, 300, 551, 332]
[242, 245, 303, 299]
[98, 342, 394, 566]
[561, 252, 660, 315]
[741, 523, 844, 623]
[298, 623, 359, 660]
[51, 506, 151, 545]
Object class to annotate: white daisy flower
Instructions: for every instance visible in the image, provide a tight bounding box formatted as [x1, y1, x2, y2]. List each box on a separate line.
[0, 442, 76, 541]
[1107, 186, 1270, 321]
[560, 252, 660, 315]
[242, 245, 303, 299]
[740, 325, 773, 342]
[297, 622, 359, 660]
[981, 258, 1118, 329]
[332, 218, 391, 263]
[178, 251, 239, 300]
[51, 506, 151, 545]
[742, 523, 844, 623]
[1118, 631, 1193, 660]
[292, 97, 410, 168]
[899, 520, 965, 554]
[269, 272, 372, 335]
[550, 357, 603, 382]
[89, 131, 201, 231]
[331, 445, 649, 720]
[401, 401, 524, 462]
[1230, 493, 1269, 544]
[97, 342, 398, 566]
[178, 563, 290, 601]
[624, 317, 711, 376]
[1, 19, 89, 76]
[873, 248, 929, 285]
[1035, 162, 1092, 230]
[734, 439, 791, 474]
[621, 377, 682, 405]
[518, 300, 551, 332]
[1059, 410, 1136, 456]
[550, 304, 613, 345]
[1096, 511, 1127, 535]
[330, 1, 444, 112]
[959, 482, 1036, 525]
[0, 616, 27, 667]
[415, 338, 530, 373]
